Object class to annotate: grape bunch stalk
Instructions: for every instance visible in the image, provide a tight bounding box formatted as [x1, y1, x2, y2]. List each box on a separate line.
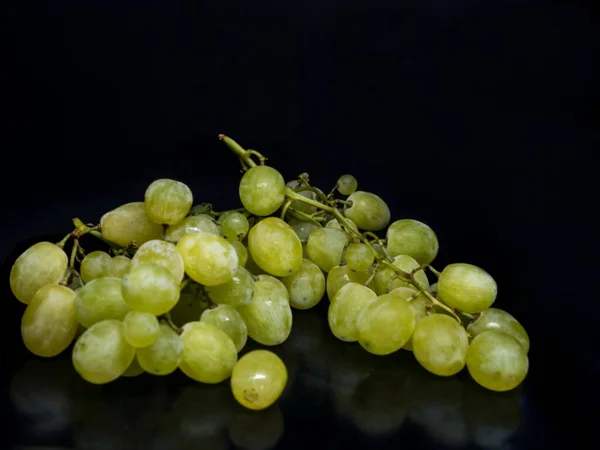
[9, 134, 530, 411]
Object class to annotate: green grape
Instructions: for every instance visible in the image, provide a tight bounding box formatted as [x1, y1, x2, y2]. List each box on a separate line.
[176, 232, 239, 286]
[10, 241, 68, 304]
[72, 320, 135, 384]
[220, 211, 250, 240]
[244, 246, 266, 276]
[100, 202, 164, 248]
[373, 254, 429, 295]
[438, 263, 497, 314]
[467, 308, 530, 353]
[179, 321, 238, 383]
[229, 240, 248, 267]
[306, 228, 349, 272]
[325, 218, 359, 233]
[286, 180, 318, 214]
[289, 220, 319, 243]
[237, 275, 292, 346]
[123, 311, 160, 348]
[386, 219, 439, 265]
[345, 243, 374, 272]
[122, 263, 179, 315]
[206, 266, 254, 308]
[328, 282, 378, 342]
[136, 323, 183, 375]
[231, 350, 287, 410]
[280, 258, 325, 310]
[164, 214, 221, 243]
[201, 305, 248, 352]
[391, 287, 430, 351]
[80, 250, 111, 283]
[326, 265, 371, 300]
[429, 282, 438, 294]
[144, 178, 193, 225]
[247, 217, 303, 277]
[343, 191, 390, 231]
[21, 284, 77, 357]
[122, 358, 144, 377]
[412, 314, 469, 376]
[168, 286, 208, 327]
[239, 165, 285, 216]
[107, 255, 131, 278]
[466, 331, 528, 392]
[130, 239, 185, 283]
[75, 277, 131, 328]
[337, 174, 358, 196]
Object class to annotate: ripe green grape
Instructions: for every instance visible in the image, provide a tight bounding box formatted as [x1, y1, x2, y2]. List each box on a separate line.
[75, 277, 131, 328]
[345, 243, 374, 272]
[429, 282, 438, 294]
[107, 255, 131, 278]
[280, 258, 325, 310]
[239, 165, 285, 216]
[100, 202, 164, 247]
[326, 218, 359, 233]
[343, 191, 390, 231]
[289, 220, 319, 243]
[412, 314, 469, 376]
[392, 287, 430, 351]
[201, 305, 248, 352]
[220, 211, 250, 240]
[231, 350, 287, 410]
[10, 241, 68, 304]
[122, 358, 144, 377]
[229, 240, 248, 267]
[306, 227, 349, 272]
[176, 232, 239, 286]
[130, 239, 185, 283]
[386, 219, 439, 265]
[164, 214, 221, 243]
[326, 265, 371, 300]
[466, 331, 529, 392]
[179, 321, 238, 383]
[72, 320, 135, 384]
[123, 311, 160, 348]
[373, 254, 429, 295]
[328, 282, 378, 342]
[80, 250, 111, 283]
[122, 263, 179, 315]
[337, 174, 358, 196]
[438, 263, 497, 314]
[247, 217, 303, 277]
[21, 284, 78, 357]
[136, 323, 183, 375]
[144, 178, 193, 225]
[205, 266, 254, 308]
[467, 308, 530, 353]
[286, 180, 318, 214]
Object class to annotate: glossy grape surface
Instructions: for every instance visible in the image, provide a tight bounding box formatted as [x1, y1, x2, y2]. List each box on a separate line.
[280, 258, 326, 310]
[248, 217, 303, 277]
[201, 305, 248, 352]
[343, 191, 390, 231]
[137, 323, 183, 375]
[100, 202, 164, 247]
[164, 214, 221, 243]
[306, 228, 349, 272]
[80, 251, 111, 283]
[438, 263, 497, 314]
[75, 277, 131, 328]
[467, 308, 530, 353]
[145, 178, 193, 225]
[386, 219, 439, 265]
[328, 282, 377, 342]
[239, 165, 285, 216]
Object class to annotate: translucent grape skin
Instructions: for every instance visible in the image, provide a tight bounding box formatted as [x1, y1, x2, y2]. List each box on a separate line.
[107, 255, 131, 278]
[220, 211, 250, 240]
[373, 254, 429, 295]
[201, 305, 248, 352]
[75, 277, 131, 328]
[326, 265, 371, 300]
[345, 243, 374, 272]
[438, 263, 497, 314]
[306, 227, 349, 272]
[130, 239, 185, 283]
[328, 282, 378, 342]
[467, 308, 530, 353]
[80, 250, 112, 283]
[137, 323, 183, 375]
[386, 219, 439, 265]
[205, 267, 254, 308]
[280, 258, 326, 310]
[229, 240, 248, 267]
[326, 218, 359, 233]
[231, 350, 287, 410]
[343, 191, 391, 231]
[123, 311, 160, 348]
[122, 263, 180, 315]
[239, 165, 285, 216]
[100, 202, 164, 248]
[467, 331, 529, 392]
[290, 220, 319, 243]
[337, 174, 358, 196]
[164, 214, 221, 243]
[144, 178, 193, 225]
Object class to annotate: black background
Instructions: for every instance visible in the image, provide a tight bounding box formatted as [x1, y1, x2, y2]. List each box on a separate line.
[1, 1, 599, 449]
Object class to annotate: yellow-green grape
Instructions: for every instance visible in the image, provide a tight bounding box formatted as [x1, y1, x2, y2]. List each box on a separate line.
[122, 358, 144, 377]
[122, 263, 179, 315]
[231, 350, 287, 410]
[201, 305, 248, 352]
[239, 165, 285, 216]
[136, 323, 183, 375]
[386, 219, 439, 265]
[144, 178, 193, 225]
[169, 286, 208, 327]
[286, 180, 318, 214]
[280, 258, 325, 310]
[10, 241, 68, 304]
[326, 265, 371, 300]
[466, 331, 529, 392]
[130, 239, 185, 283]
[72, 320, 135, 384]
[343, 191, 390, 231]
[373, 254, 429, 295]
[106, 255, 131, 278]
[328, 282, 377, 342]
[325, 218, 359, 233]
[391, 287, 430, 351]
[237, 275, 292, 346]
[247, 217, 303, 277]
[289, 220, 319, 243]
[80, 250, 111, 283]
[412, 314, 469, 376]
[345, 243, 374, 272]
[229, 240, 248, 267]
[75, 277, 131, 328]
[205, 266, 254, 308]
[244, 246, 266, 276]
[467, 308, 530, 353]
[337, 174, 358, 196]
[438, 263, 497, 314]
[176, 232, 238, 286]
[123, 311, 160, 348]
[179, 321, 238, 383]
[164, 214, 221, 243]
[100, 202, 164, 248]
[306, 228, 349, 272]
[220, 211, 250, 241]
[21, 284, 77, 357]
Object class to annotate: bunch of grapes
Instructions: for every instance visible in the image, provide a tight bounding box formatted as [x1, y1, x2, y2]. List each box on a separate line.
[9, 134, 529, 412]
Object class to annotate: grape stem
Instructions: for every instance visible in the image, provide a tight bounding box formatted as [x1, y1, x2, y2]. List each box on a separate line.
[280, 199, 292, 221]
[69, 239, 80, 269]
[219, 135, 267, 170]
[56, 233, 72, 249]
[164, 312, 183, 334]
[428, 265, 441, 277]
[180, 278, 190, 291]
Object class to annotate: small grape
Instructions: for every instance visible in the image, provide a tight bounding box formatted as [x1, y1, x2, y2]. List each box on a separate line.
[229, 240, 248, 267]
[391, 287, 430, 351]
[337, 174, 358, 196]
[123, 311, 160, 348]
[289, 220, 319, 243]
[122, 358, 144, 377]
[306, 227, 349, 272]
[239, 165, 285, 216]
[343, 191, 390, 231]
[325, 218, 359, 233]
[429, 282, 438, 294]
[144, 178, 193, 225]
[386, 219, 439, 265]
[136, 323, 183, 375]
[437, 263, 497, 314]
[328, 282, 378, 342]
[75, 277, 131, 328]
[373, 254, 429, 295]
[326, 265, 371, 300]
[164, 214, 221, 243]
[205, 266, 254, 308]
[100, 202, 164, 248]
[220, 211, 250, 240]
[467, 308, 530, 353]
[130, 239, 185, 283]
[280, 258, 326, 310]
[201, 305, 248, 352]
[345, 243, 374, 272]
[80, 251, 111, 283]
[122, 263, 180, 315]
[106, 255, 131, 278]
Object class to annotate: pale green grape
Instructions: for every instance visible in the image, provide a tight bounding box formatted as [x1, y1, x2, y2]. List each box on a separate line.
[10, 241, 68, 304]
[220, 211, 250, 240]
[247, 217, 303, 277]
[176, 232, 239, 286]
[80, 251, 111, 283]
[328, 282, 378, 342]
[144, 178, 193, 225]
[75, 277, 131, 328]
[325, 218, 359, 233]
[231, 350, 287, 410]
[373, 254, 429, 295]
[201, 305, 248, 352]
[100, 202, 164, 247]
[21, 284, 77, 357]
[326, 265, 371, 300]
[280, 258, 325, 310]
[122, 358, 144, 377]
[137, 323, 183, 375]
[239, 165, 285, 216]
[179, 321, 238, 383]
[429, 282, 438, 294]
[391, 287, 430, 351]
[343, 191, 390, 231]
[123, 311, 160, 348]
[386, 219, 439, 265]
[106, 255, 131, 278]
[467, 308, 530, 353]
[286, 180, 318, 214]
[289, 220, 319, 243]
[130, 239, 185, 283]
[238, 275, 292, 346]
[206, 266, 254, 308]
[345, 243, 374, 272]
[337, 174, 358, 196]
[169, 286, 208, 327]
[229, 240, 248, 267]
[412, 314, 469, 376]
[72, 320, 135, 384]
[438, 263, 497, 314]
[164, 214, 221, 243]
[466, 331, 528, 392]
[122, 263, 179, 315]
[306, 228, 349, 272]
